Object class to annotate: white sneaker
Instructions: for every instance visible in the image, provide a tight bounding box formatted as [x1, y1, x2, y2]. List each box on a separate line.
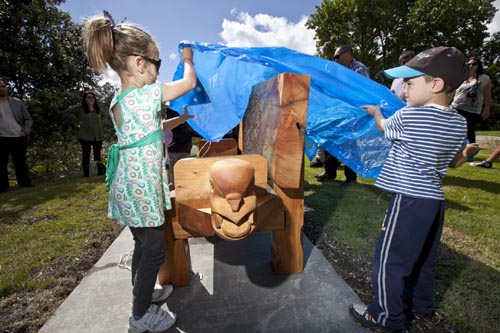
[128, 304, 176, 333]
[151, 284, 173, 303]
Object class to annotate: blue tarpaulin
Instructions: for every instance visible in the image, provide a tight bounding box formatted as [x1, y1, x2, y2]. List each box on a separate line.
[170, 41, 405, 178]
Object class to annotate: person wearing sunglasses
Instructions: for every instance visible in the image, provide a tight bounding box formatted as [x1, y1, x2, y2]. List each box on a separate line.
[69, 91, 106, 177]
[314, 45, 370, 185]
[451, 57, 492, 145]
[83, 10, 197, 333]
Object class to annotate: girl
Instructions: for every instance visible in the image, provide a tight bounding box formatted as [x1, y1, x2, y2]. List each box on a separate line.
[83, 11, 196, 333]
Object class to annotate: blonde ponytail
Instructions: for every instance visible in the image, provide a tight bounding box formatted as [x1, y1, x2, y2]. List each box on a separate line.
[83, 16, 116, 74]
[83, 12, 159, 75]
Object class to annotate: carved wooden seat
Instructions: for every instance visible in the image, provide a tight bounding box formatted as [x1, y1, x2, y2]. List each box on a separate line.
[159, 73, 310, 286]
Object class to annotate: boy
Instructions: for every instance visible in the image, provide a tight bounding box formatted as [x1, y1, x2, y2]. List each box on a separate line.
[350, 47, 480, 332]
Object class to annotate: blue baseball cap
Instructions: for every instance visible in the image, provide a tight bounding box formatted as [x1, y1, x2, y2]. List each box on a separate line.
[384, 47, 468, 89]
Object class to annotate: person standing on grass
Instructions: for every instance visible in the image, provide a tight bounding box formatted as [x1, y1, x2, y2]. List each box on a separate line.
[73, 91, 106, 177]
[314, 45, 370, 185]
[0, 78, 34, 193]
[83, 10, 196, 333]
[350, 47, 480, 333]
[451, 57, 492, 144]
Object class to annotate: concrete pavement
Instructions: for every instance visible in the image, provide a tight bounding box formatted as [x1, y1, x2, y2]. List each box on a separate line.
[40, 228, 366, 332]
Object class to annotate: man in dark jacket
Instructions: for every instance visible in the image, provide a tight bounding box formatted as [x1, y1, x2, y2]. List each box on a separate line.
[0, 78, 34, 192]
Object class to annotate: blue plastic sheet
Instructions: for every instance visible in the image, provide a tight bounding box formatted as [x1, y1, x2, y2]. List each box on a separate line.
[170, 41, 405, 178]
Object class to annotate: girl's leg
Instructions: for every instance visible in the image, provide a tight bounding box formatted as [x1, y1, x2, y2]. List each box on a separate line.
[129, 225, 166, 317]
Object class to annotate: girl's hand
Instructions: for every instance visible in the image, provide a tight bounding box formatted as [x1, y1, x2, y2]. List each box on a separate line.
[181, 47, 193, 62]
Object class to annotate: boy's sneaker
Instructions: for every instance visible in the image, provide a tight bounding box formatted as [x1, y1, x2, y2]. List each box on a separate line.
[470, 160, 492, 168]
[349, 304, 404, 333]
[152, 284, 173, 303]
[128, 304, 176, 333]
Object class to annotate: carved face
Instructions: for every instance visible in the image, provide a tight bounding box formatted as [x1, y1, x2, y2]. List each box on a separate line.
[209, 158, 257, 241]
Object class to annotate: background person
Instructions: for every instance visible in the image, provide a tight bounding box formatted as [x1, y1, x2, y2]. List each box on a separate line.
[163, 106, 199, 186]
[83, 11, 196, 333]
[74, 91, 106, 177]
[0, 78, 34, 193]
[390, 50, 416, 102]
[451, 57, 492, 143]
[315, 45, 370, 185]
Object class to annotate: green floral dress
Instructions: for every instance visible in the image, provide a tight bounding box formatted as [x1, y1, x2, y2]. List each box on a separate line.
[107, 83, 171, 227]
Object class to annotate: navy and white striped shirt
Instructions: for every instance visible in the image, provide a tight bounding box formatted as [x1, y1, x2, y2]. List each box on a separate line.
[376, 104, 467, 200]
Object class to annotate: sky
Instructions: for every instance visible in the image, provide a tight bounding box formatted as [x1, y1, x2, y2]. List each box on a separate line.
[59, 0, 322, 84]
[59, 0, 499, 85]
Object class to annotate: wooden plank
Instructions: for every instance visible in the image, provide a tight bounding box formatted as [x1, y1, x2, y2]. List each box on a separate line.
[271, 173, 304, 274]
[241, 73, 310, 189]
[173, 155, 268, 202]
[197, 138, 238, 157]
[158, 209, 191, 287]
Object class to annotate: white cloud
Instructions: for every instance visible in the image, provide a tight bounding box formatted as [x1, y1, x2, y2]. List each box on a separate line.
[99, 66, 121, 87]
[220, 11, 316, 55]
[489, 0, 500, 33]
[169, 52, 178, 61]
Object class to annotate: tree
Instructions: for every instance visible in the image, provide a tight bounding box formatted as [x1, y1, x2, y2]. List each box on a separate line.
[0, 0, 112, 174]
[307, 0, 416, 81]
[0, 0, 101, 141]
[307, 0, 497, 83]
[405, 0, 497, 56]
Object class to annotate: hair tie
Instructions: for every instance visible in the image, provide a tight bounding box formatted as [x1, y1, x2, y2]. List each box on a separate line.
[103, 10, 126, 28]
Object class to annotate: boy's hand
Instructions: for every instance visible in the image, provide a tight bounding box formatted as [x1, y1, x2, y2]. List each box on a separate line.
[361, 104, 381, 116]
[181, 106, 196, 120]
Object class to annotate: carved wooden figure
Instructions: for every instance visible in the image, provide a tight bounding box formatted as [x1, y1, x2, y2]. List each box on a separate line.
[209, 159, 257, 241]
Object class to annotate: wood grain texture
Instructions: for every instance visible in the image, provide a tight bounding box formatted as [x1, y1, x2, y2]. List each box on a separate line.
[174, 155, 268, 201]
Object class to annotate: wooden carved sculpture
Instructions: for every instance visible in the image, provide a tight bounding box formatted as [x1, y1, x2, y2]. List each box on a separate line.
[209, 158, 257, 241]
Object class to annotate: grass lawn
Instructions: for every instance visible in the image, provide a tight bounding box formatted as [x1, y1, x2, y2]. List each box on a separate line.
[0, 176, 121, 298]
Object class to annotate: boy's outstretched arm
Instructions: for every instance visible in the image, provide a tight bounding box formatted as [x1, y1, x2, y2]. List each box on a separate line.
[362, 105, 386, 132]
[162, 106, 196, 131]
[449, 143, 480, 168]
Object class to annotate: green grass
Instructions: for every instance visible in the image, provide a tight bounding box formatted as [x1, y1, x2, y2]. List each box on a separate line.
[304, 146, 500, 333]
[477, 130, 500, 136]
[0, 176, 120, 297]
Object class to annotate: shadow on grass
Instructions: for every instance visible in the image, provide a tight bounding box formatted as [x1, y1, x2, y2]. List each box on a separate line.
[0, 175, 106, 224]
[444, 174, 500, 194]
[303, 178, 388, 263]
[434, 242, 500, 332]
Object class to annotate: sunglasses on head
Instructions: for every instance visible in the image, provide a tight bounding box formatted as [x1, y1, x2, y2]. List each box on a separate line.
[124, 53, 161, 72]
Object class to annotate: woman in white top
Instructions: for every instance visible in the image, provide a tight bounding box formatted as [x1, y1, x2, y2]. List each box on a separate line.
[451, 57, 492, 143]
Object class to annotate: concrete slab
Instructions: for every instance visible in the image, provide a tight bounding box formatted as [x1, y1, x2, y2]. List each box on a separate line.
[40, 228, 366, 332]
